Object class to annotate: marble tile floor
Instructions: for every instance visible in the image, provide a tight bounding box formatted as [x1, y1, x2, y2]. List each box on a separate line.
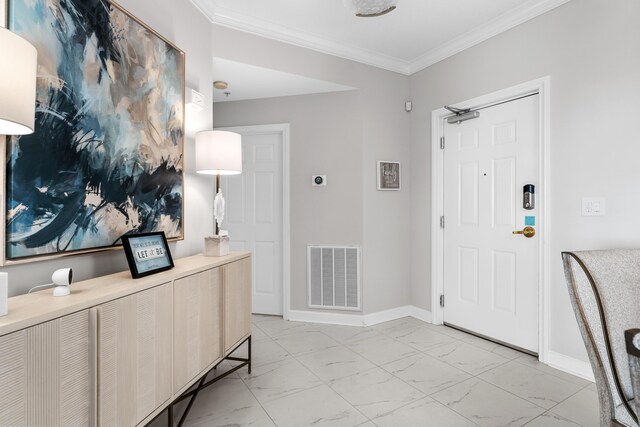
[151, 315, 599, 427]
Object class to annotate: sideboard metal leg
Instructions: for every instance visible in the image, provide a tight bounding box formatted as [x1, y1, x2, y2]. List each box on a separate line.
[165, 335, 252, 427]
[248, 335, 252, 374]
[177, 376, 206, 427]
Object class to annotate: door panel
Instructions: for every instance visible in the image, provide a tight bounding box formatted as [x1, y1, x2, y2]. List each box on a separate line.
[173, 268, 222, 393]
[255, 242, 275, 295]
[224, 257, 252, 352]
[222, 129, 283, 315]
[254, 172, 275, 224]
[227, 175, 246, 224]
[0, 310, 91, 427]
[98, 283, 172, 426]
[443, 94, 539, 353]
[458, 247, 479, 304]
[493, 158, 516, 226]
[492, 250, 516, 313]
[459, 162, 479, 225]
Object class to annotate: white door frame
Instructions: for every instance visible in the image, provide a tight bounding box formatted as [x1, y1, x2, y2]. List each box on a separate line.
[431, 77, 551, 363]
[215, 123, 291, 320]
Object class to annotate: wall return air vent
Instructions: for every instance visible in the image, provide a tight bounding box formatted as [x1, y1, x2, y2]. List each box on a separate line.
[308, 245, 361, 311]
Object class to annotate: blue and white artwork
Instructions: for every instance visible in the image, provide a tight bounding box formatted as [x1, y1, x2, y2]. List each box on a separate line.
[6, 0, 185, 260]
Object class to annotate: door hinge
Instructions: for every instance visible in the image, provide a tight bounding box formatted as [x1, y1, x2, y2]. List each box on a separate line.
[440, 136, 445, 150]
[440, 294, 445, 308]
[440, 216, 445, 229]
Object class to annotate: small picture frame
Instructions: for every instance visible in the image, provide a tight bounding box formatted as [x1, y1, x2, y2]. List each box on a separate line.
[121, 232, 175, 279]
[377, 161, 401, 191]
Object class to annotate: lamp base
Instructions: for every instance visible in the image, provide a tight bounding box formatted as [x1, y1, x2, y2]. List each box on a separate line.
[204, 235, 230, 257]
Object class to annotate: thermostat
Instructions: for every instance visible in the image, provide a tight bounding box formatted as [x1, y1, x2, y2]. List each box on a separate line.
[312, 175, 326, 186]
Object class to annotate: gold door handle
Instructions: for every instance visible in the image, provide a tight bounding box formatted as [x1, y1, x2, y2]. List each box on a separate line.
[512, 226, 535, 238]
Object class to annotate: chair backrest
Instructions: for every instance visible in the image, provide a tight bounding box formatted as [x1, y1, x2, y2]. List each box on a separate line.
[562, 250, 640, 425]
[626, 329, 640, 418]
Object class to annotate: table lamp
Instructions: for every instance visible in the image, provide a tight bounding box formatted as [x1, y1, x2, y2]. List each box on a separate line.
[0, 27, 37, 314]
[195, 130, 242, 256]
[0, 27, 37, 135]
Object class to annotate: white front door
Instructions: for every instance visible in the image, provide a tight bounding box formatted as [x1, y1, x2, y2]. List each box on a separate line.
[443, 94, 540, 353]
[221, 127, 284, 315]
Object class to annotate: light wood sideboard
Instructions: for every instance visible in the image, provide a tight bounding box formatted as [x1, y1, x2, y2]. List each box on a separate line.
[0, 252, 252, 427]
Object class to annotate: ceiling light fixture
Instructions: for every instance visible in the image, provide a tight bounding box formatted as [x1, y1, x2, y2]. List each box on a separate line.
[213, 80, 228, 90]
[343, 0, 398, 17]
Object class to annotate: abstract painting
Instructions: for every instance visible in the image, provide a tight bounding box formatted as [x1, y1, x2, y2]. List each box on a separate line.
[6, 0, 185, 261]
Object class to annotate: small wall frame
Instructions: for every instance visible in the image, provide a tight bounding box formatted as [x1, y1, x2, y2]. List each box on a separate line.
[121, 232, 175, 279]
[377, 161, 401, 191]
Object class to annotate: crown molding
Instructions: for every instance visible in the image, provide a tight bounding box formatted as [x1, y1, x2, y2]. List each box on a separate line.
[192, 0, 411, 74]
[407, 0, 572, 74]
[192, 0, 571, 76]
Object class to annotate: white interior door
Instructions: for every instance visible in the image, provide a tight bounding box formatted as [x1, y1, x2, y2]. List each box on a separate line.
[443, 94, 539, 353]
[221, 128, 283, 315]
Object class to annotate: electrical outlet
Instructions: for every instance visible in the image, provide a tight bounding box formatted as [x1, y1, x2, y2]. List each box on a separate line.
[582, 197, 606, 216]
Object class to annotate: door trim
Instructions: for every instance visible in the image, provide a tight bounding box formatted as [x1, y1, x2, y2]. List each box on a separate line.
[430, 77, 551, 363]
[215, 123, 291, 320]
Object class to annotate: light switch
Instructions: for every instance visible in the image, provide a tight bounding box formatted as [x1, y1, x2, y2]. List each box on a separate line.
[582, 197, 606, 216]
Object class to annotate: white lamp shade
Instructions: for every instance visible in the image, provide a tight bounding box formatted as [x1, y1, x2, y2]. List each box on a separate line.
[195, 130, 242, 175]
[0, 27, 37, 135]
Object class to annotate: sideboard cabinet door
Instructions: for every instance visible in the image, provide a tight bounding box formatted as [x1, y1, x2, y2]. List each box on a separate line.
[97, 282, 172, 427]
[0, 310, 92, 426]
[223, 257, 252, 354]
[173, 268, 222, 394]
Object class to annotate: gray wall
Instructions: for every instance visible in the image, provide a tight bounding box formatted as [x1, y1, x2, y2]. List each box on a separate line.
[409, 0, 640, 362]
[211, 25, 412, 314]
[0, 0, 216, 296]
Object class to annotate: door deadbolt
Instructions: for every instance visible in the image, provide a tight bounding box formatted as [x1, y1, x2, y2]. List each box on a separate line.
[523, 184, 535, 210]
[512, 226, 535, 238]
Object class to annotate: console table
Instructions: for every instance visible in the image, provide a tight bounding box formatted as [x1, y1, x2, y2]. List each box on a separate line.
[0, 252, 252, 427]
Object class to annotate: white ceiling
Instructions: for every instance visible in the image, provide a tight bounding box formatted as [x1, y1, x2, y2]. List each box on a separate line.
[192, 0, 570, 75]
[212, 58, 356, 103]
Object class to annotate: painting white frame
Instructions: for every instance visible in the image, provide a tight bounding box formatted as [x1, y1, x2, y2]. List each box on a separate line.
[377, 161, 401, 191]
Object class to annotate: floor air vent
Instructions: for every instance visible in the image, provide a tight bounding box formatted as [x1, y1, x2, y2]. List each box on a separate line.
[308, 245, 361, 311]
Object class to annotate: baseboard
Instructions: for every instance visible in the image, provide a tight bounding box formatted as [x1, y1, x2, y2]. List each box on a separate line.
[546, 351, 595, 382]
[287, 305, 433, 327]
[287, 310, 366, 326]
[362, 306, 413, 326]
[409, 306, 433, 323]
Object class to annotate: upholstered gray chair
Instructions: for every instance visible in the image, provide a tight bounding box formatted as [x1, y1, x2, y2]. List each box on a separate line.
[626, 329, 640, 418]
[562, 250, 640, 427]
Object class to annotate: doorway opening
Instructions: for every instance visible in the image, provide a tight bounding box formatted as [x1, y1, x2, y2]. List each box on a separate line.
[216, 124, 291, 319]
